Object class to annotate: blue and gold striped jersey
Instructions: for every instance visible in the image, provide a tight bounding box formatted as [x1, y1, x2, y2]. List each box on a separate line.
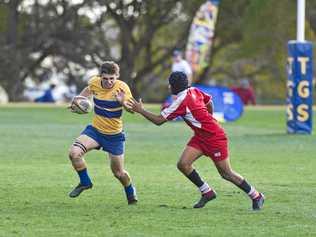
[88, 76, 132, 135]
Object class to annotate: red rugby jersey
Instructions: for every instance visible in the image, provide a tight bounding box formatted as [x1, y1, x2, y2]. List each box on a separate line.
[161, 87, 226, 139]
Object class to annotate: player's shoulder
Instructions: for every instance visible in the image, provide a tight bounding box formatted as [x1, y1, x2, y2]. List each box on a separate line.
[189, 87, 201, 94]
[117, 79, 129, 86]
[190, 87, 206, 94]
[116, 80, 130, 89]
[88, 75, 101, 86]
[188, 87, 210, 99]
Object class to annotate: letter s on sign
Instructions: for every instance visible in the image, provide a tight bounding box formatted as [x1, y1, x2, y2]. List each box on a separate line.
[297, 104, 309, 122]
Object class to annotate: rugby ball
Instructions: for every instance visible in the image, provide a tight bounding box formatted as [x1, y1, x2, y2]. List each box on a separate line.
[71, 96, 92, 114]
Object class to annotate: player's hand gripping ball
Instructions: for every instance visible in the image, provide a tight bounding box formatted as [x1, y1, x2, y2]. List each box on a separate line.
[69, 96, 92, 114]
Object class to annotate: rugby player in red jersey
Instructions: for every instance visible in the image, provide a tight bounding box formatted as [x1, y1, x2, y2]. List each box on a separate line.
[125, 71, 264, 210]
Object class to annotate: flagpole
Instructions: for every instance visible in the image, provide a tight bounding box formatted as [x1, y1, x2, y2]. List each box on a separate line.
[297, 0, 305, 42]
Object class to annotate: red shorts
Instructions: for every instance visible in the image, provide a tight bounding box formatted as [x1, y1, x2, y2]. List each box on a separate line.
[187, 135, 228, 162]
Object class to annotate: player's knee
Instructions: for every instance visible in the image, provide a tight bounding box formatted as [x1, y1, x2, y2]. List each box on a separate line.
[177, 160, 190, 172]
[176, 160, 183, 171]
[69, 141, 88, 160]
[113, 170, 126, 180]
[68, 148, 83, 161]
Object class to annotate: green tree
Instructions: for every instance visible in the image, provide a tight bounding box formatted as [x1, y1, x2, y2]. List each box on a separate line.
[0, 0, 204, 101]
[1, 0, 315, 102]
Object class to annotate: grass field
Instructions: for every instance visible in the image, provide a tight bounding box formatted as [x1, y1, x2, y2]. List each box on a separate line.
[0, 104, 315, 237]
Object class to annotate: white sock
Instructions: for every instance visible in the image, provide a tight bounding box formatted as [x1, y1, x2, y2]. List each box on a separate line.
[248, 186, 260, 199]
[199, 182, 211, 194]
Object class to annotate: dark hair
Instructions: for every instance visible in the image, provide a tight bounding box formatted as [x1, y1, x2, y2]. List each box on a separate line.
[100, 61, 120, 75]
[172, 50, 182, 57]
[168, 71, 189, 95]
[50, 84, 56, 89]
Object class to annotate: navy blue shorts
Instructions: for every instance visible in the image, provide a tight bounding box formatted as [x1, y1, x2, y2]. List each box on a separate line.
[81, 125, 125, 156]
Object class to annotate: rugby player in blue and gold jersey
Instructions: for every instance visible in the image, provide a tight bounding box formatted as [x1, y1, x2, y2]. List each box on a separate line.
[68, 61, 137, 204]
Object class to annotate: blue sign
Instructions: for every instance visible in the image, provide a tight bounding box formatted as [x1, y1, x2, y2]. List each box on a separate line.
[287, 41, 313, 134]
[162, 84, 244, 122]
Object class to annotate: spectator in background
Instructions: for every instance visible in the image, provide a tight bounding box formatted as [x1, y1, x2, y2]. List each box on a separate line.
[34, 83, 56, 103]
[172, 50, 193, 85]
[231, 79, 256, 105]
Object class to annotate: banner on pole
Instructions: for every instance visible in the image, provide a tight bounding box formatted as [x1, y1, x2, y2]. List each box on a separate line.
[287, 41, 313, 134]
[185, 0, 220, 80]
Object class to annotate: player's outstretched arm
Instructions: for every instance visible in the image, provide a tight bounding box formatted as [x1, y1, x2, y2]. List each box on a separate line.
[127, 98, 167, 126]
[78, 86, 92, 98]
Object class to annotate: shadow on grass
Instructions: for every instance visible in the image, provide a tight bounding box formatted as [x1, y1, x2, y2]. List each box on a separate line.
[158, 204, 191, 210]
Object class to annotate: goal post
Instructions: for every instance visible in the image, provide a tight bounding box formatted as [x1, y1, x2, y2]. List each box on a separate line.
[286, 0, 313, 134]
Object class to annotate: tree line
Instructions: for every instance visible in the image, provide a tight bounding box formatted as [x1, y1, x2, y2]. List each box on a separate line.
[0, 0, 315, 102]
